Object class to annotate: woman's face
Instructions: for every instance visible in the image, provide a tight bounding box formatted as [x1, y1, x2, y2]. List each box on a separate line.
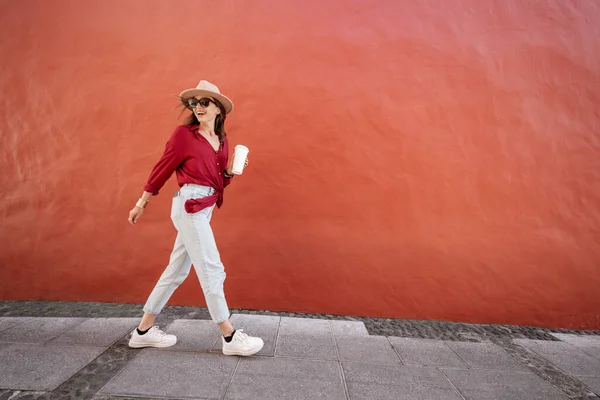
[191, 97, 221, 123]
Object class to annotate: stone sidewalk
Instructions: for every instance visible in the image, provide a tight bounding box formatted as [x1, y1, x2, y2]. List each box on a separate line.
[0, 314, 599, 399]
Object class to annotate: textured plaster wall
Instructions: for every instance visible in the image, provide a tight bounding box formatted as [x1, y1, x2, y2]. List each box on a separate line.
[1, 0, 599, 329]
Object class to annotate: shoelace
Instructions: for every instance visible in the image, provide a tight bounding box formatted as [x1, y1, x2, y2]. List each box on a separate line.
[151, 326, 167, 336]
[235, 329, 248, 341]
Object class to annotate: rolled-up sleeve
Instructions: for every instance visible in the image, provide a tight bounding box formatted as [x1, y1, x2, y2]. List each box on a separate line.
[144, 127, 187, 195]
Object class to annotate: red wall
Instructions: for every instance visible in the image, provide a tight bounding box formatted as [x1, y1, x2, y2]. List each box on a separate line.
[1, 0, 599, 329]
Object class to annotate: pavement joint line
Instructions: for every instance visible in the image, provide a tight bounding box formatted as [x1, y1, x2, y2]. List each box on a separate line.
[0, 317, 32, 333]
[442, 340, 472, 369]
[328, 320, 351, 400]
[438, 367, 468, 400]
[386, 335, 407, 365]
[209, 331, 221, 354]
[248, 353, 338, 363]
[272, 314, 282, 354]
[329, 320, 342, 363]
[339, 359, 442, 369]
[577, 348, 600, 363]
[272, 317, 283, 357]
[337, 361, 351, 400]
[219, 356, 241, 400]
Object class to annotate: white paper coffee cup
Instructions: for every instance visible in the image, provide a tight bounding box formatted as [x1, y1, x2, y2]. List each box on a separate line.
[231, 144, 249, 175]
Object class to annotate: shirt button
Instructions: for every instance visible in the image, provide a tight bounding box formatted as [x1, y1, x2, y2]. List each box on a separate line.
[217, 163, 219, 166]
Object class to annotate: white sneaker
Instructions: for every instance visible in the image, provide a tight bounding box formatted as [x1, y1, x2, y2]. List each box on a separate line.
[222, 330, 264, 356]
[128, 326, 177, 348]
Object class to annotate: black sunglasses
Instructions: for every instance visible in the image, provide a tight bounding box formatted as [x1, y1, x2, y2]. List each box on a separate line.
[187, 97, 214, 109]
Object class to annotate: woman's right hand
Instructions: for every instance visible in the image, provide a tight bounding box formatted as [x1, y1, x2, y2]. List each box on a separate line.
[128, 206, 144, 225]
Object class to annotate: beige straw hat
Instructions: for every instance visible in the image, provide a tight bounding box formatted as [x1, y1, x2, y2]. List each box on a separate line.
[179, 80, 234, 114]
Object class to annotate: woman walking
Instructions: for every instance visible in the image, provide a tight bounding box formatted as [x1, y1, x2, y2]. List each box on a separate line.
[126, 80, 263, 356]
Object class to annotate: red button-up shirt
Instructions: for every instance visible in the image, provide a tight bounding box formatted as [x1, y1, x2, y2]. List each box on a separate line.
[144, 125, 233, 212]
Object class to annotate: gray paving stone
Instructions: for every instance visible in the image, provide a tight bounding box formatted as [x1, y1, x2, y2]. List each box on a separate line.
[212, 314, 280, 356]
[336, 336, 400, 365]
[389, 337, 468, 368]
[551, 333, 600, 347]
[0, 317, 86, 344]
[0, 317, 31, 333]
[276, 317, 336, 360]
[225, 357, 345, 400]
[0, 390, 51, 399]
[276, 334, 337, 360]
[330, 320, 369, 337]
[442, 368, 569, 400]
[581, 347, 600, 361]
[0, 343, 105, 390]
[446, 341, 530, 372]
[515, 339, 600, 377]
[98, 350, 237, 399]
[575, 375, 600, 395]
[342, 363, 462, 400]
[550, 334, 600, 360]
[163, 319, 221, 352]
[48, 318, 138, 347]
[279, 317, 331, 336]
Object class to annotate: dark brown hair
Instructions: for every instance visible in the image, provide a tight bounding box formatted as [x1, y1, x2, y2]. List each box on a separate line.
[183, 97, 227, 142]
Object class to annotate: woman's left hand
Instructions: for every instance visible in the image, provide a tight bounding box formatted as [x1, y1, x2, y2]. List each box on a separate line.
[226, 156, 249, 175]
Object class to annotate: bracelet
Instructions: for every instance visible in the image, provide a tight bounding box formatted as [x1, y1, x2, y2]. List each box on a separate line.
[223, 169, 234, 178]
[135, 198, 149, 209]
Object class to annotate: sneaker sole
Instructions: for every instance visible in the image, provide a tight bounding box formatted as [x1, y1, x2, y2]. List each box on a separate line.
[128, 338, 177, 349]
[222, 341, 264, 356]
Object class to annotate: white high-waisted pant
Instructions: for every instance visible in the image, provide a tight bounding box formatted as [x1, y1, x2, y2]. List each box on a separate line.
[142, 184, 230, 323]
